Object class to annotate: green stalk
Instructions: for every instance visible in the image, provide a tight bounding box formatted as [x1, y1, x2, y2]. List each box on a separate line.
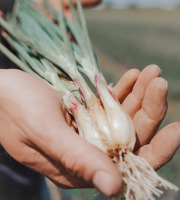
[1, 32, 82, 101]
[11, 0, 20, 24]
[66, 0, 112, 105]
[0, 42, 37, 77]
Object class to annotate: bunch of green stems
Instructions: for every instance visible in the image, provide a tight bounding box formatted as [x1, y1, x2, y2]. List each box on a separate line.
[0, 0, 118, 152]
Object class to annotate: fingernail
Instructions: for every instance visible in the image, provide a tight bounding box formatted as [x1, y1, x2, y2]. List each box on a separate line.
[151, 64, 162, 75]
[93, 171, 121, 197]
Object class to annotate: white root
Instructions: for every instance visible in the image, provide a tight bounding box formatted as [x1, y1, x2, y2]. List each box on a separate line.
[111, 151, 179, 200]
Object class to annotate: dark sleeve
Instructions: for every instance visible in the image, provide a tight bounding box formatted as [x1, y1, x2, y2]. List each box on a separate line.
[0, 0, 19, 69]
[0, 0, 14, 13]
[0, 146, 51, 200]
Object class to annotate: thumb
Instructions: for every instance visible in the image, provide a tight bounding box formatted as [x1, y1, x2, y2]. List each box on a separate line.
[31, 123, 122, 197]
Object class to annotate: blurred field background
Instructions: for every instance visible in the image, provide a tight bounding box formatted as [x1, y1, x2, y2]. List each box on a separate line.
[58, 6, 180, 200]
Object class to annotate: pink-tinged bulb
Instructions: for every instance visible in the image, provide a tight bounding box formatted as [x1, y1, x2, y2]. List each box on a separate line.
[63, 92, 107, 152]
[87, 95, 114, 146]
[74, 104, 108, 153]
[105, 100, 136, 151]
[95, 76, 136, 151]
[75, 72, 113, 146]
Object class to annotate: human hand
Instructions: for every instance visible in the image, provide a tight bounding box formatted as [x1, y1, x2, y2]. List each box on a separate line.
[0, 65, 179, 199]
[113, 64, 180, 170]
[36, 0, 101, 9]
[0, 69, 121, 197]
[49, 0, 101, 8]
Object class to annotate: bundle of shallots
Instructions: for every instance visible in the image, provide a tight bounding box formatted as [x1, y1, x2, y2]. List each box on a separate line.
[0, 0, 178, 199]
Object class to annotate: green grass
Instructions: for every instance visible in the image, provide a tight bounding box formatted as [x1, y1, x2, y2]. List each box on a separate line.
[88, 20, 180, 78]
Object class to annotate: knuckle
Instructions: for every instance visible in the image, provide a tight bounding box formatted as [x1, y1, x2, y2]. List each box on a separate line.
[65, 154, 84, 177]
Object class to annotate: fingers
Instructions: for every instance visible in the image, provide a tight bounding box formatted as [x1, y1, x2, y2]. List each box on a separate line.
[122, 65, 162, 118]
[30, 124, 122, 197]
[113, 69, 140, 103]
[63, 0, 102, 7]
[135, 123, 180, 170]
[133, 77, 168, 150]
[46, 0, 101, 10]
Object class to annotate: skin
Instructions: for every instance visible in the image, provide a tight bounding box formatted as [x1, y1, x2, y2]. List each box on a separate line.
[0, 0, 179, 197]
[113, 65, 180, 170]
[36, 0, 102, 9]
[0, 66, 179, 197]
